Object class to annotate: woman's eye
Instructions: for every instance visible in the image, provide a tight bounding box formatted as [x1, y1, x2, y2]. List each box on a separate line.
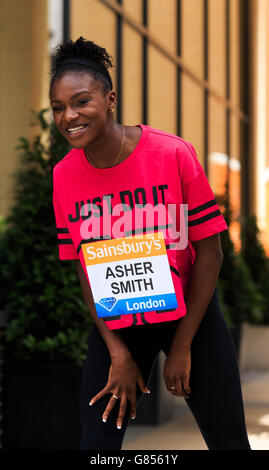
[52, 106, 64, 112]
[77, 99, 89, 106]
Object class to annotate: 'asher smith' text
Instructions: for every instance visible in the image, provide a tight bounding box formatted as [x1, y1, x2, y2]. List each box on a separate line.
[106, 261, 154, 294]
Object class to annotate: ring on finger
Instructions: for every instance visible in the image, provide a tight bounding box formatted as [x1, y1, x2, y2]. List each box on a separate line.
[112, 394, 119, 399]
[170, 386, 176, 390]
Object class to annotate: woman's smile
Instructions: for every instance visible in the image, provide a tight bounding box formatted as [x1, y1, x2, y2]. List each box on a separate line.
[65, 123, 89, 138]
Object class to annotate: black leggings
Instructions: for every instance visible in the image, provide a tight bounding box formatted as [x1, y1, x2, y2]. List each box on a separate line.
[79, 288, 251, 450]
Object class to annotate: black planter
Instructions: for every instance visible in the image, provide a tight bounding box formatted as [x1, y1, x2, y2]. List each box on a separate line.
[2, 355, 174, 448]
[2, 362, 83, 449]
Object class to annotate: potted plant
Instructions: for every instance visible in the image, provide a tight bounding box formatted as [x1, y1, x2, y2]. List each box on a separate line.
[0, 110, 92, 449]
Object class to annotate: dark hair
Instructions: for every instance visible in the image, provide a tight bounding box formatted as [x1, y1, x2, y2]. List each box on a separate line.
[49, 36, 114, 96]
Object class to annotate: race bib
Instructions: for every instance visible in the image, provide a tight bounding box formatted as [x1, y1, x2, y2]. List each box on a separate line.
[81, 232, 178, 318]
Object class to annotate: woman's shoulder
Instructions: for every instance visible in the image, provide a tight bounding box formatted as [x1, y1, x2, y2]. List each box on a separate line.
[141, 124, 195, 154]
[53, 147, 80, 178]
[138, 124, 197, 167]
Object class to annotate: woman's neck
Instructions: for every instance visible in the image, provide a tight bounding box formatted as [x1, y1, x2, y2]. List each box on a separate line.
[84, 120, 124, 169]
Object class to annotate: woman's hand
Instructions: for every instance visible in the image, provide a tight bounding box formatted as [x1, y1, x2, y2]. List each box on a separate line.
[89, 352, 150, 429]
[163, 344, 192, 398]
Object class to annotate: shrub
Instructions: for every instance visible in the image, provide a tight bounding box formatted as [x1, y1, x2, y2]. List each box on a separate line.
[240, 214, 269, 324]
[0, 110, 92, 365]
[216, 183, 264, 327]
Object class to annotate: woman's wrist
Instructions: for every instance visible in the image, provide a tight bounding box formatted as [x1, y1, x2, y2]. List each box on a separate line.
[170, 318, 193, 353]
[108, 335, 132, 361]
[170, 337, 191, 354]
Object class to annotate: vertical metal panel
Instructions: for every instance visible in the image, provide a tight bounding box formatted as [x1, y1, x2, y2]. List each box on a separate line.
[177, 0, 181, 137]
[70, 1, 117, 88]
[208, 0, 227, 180]
[147, 0, 177, 134]
[63, 0, 70, 42]
[226, 0, 231, 191]
[204, 0, 208, 174]
[122, 26, 142, 125]
[48, 0, 64, 52]
[116, 0, 122, 124]
[142, 0, 148, 124]
[180, 0, 204, 159]
[240, 0, 250, 245]
[122, 0, 142, 124]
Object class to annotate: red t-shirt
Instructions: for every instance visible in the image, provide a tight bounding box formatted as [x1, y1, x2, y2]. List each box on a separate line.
[53, 124, 228, 330]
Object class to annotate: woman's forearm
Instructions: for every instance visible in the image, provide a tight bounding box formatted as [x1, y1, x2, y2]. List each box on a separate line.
[90, 304, 132, 360]
[170, 249, 223, 352]
[75, 260, 132, 360]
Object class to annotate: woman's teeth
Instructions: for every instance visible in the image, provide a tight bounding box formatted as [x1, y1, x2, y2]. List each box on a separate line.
[67, 125, 87, 133]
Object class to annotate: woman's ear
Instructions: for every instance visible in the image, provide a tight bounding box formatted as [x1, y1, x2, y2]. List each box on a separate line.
[108, 89, 117, 108]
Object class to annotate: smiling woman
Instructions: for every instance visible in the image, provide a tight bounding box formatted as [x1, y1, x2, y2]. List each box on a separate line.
[49, 37, 137, 168]
[50, 37, 251, 451]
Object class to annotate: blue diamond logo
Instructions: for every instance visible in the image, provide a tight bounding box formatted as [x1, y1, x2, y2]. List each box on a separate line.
[98, 297, 118, 312]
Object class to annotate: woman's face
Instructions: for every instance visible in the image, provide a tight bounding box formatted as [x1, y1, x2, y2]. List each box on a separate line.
[50, 71, 115, 148]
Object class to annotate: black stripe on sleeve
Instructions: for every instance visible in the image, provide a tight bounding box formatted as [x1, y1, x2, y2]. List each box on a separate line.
[77, 236, 112, 255]
[57, 227, 69, 234]
[188, 198, 216, 216]
[188, 209, 222, 227]
[58, 238, 74, 245]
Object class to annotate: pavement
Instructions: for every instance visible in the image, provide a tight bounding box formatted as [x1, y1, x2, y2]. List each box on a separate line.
[122, 370, 269, 450]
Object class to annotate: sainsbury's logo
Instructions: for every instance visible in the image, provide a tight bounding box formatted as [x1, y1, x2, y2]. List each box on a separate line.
[86, 237, 162, 260]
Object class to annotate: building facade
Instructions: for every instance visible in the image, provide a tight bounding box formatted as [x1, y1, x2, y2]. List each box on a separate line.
[0, 0, 268, 254]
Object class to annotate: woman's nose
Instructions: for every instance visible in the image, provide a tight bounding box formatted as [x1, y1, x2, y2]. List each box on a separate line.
[64, 108, 79, 122]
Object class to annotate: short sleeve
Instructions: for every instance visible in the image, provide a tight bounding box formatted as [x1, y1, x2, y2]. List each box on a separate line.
[179, 141, 228, 242]
[53, 170, 79, 260]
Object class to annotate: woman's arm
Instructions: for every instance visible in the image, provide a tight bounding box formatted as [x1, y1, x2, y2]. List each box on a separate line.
[172, 233, 223, 348]
[74, 259, 131, 360]
[163, 233, 224, 396]
[74, 259, 150, 427]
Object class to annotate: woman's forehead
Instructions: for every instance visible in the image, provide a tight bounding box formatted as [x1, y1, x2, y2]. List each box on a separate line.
[50, 71, 101, 99]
